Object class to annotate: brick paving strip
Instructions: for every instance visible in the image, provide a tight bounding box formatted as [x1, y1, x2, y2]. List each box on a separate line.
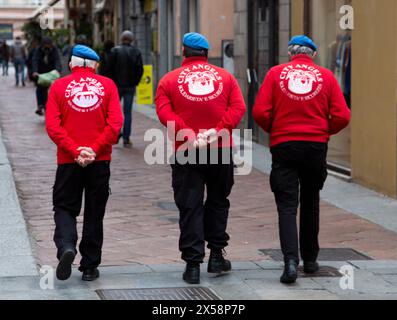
[0, 75, 397, 271]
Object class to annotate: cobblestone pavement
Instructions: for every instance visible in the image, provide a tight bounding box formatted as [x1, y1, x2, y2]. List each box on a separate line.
[1, 74, 397, 270]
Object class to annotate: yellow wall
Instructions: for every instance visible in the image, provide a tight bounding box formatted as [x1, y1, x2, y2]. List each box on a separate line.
[351, 0, 397, 197]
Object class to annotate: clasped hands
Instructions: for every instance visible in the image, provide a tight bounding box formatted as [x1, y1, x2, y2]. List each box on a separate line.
[75, 147, 96, 168]
[193, 129, 218, 149]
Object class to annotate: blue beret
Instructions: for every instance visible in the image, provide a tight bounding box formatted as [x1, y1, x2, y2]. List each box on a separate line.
[72, 45, 100, 62]
[288, 35, 318, 51]
[183, 32, 210, 50]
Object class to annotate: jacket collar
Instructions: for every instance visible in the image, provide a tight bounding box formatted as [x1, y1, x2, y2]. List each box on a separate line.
[291, 54, 314, 62]
[182, 56, 208, 66]
[71, 66, 96, 74]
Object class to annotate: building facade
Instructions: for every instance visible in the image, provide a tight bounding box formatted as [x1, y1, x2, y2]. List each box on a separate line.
[64, 0, 397, 198]
[291, 0, 397, 198]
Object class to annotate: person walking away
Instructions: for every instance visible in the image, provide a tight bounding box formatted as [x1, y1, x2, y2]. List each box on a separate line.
[155, 33, 246, 284]
[32, 37, 62, 116]
[253, 35, 351, 284]
[0, 40, 10, 76]
[108, 31, 143, 148]
[45, 45, 123, 281]
[10, 37, 26, 86]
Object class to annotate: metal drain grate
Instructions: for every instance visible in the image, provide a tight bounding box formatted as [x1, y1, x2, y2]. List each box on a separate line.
[259, 248, 373, 261]
[298, 266, 342, 278]
[157, 201, 179, 212]
[96, 287, 221, 300]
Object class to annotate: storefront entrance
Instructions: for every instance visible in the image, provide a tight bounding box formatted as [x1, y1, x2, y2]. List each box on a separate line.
[308, 0, 352, 173]
[247, 0, 279, 146]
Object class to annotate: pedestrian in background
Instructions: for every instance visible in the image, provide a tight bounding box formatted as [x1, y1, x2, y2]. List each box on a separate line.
[32, 36, 62, 116]
[155, 33, 246, 284]
[108, 30, 143, 148]
[98, 39, 114, 78]
[45, 45, 123, 282]
[10, 36, 26, 86]
[253, 35, 351, 284]
[0, 40, 10, 76]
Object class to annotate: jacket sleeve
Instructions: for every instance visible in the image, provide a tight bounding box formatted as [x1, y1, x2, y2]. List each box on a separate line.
[155, 80, 192, 132]
[215, 75, 247, 132]
[45, 82, 80, 159]
[54, 48, 62, 73]
[91, 80, 124, 155]
[252, 69, 274, 133]
[328, 76, 351, 135]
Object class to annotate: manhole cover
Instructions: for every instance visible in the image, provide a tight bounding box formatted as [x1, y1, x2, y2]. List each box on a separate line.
[259, 248, 373, 261]
[298, 266, 342, 278]
[96, 287, 221, 300]
[157, 201, 178, 212]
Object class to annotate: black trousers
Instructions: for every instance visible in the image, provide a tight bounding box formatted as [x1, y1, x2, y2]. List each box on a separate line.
[53, 162, 110, 271]
[270, 141, 328, 264]
[171, 148, 234, 264]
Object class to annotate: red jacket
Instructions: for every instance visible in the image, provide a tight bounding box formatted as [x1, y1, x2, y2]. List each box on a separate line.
[46, 67, 123, 164]
[155, 56, 246, 150]
[253, 54, 350, 147]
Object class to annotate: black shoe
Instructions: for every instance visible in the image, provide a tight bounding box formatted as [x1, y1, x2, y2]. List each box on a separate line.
[304, 261, 319, 274]
[35, 107, 44, 116]
[56, 249, 75, 281]
[123, 139, 133, 148]
[208, 250, 232, 274]
[82, 268, 100, 281]
[280, 259, 298, 284]
[183, 263, 200, 284]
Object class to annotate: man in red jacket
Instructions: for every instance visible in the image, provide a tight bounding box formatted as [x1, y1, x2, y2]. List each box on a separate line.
[253, 35, 350, 284]
[155, 33, 246, 284]
[46, 45, 123, 281]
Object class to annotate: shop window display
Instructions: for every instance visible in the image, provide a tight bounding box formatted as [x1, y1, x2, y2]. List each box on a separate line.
[310, 0, 352, 170]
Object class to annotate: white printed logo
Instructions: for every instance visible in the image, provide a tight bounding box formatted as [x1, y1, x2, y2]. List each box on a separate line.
[65, 77, 105, 112]
[280, 64, 324, 101]
[185, 71, 217, 96]
[286, 69, 317, 95]
[178, 64, 223, 102]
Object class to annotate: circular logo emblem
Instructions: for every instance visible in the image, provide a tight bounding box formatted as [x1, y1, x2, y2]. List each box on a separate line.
[279, 64, 324, 101]
[65, 77, 105, 112]
[177, 64, 223, 102]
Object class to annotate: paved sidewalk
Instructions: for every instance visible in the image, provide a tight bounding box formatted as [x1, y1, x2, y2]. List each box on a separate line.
[1, 73, 397, 270]
[0, 261, 397, 300]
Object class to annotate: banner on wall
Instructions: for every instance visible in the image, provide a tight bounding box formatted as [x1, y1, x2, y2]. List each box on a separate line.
[136, 65, 154, 105]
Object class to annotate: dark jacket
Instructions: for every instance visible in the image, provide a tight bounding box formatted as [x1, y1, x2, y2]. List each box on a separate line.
[0, 44, 10, 61]
[108, 44, 144, 88]
[32, 45, 62, 75]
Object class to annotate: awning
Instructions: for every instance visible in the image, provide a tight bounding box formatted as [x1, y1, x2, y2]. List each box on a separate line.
[29, 0, 62, 20]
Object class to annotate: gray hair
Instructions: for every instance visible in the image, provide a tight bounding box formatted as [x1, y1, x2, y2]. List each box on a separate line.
[70, 56, 98, 69]
[288, 45, 316, 57]
[121, 30, 134, 44]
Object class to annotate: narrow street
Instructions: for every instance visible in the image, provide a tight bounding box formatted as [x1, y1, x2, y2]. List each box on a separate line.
[1, 71, 397, 272]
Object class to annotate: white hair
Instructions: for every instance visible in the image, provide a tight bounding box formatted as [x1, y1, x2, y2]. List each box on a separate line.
[288, 45, 316, 57]
[70, 55, 98, 69]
